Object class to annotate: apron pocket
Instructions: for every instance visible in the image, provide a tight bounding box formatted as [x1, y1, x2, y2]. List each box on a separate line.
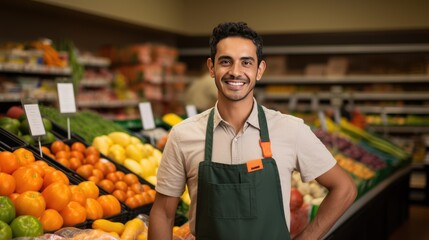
[208, 182, 256, 219]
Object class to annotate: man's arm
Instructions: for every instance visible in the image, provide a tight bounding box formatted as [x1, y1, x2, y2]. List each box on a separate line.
[295, 164, 357, 239]
[148, 192, 181, 240]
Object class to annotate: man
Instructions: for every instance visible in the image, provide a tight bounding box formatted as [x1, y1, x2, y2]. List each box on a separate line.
[149, 22, 356, 240]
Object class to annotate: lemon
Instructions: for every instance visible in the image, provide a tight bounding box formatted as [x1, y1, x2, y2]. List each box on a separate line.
[124, 159, 142, 175]
[108, 132, 131, 147]
[107, 144, 126, 164]
[125, 144, 143, 161]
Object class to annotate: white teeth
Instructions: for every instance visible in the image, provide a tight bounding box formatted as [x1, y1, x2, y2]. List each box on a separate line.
[227, 82, 244, 86]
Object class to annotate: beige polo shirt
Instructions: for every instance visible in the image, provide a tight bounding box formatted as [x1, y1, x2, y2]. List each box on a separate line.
[156, 99, 336, 235]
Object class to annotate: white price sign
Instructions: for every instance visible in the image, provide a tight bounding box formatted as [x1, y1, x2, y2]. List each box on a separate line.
[139, 102, 156, 130]
[23, 104, 46, 136]
[186, 105, 198, 117]
[57, 83, 77, 113]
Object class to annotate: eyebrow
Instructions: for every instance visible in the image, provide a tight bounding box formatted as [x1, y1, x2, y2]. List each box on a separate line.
[217, 56, 255, 62]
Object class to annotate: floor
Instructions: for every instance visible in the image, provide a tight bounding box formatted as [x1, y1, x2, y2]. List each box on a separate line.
[389, 204, 429, 240]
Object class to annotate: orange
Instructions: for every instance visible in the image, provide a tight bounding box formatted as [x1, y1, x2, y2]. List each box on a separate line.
[114, 181, 128, 192]
[55, 150, 70, 160]
[13, 166, 43, 193]
[76, 164, 94, 179]
[130, 183, 142, 194]
[14, 191, 46, 218]
[27, 163, 45, 178]
[123, 173, 139, 186]
[42, 182, 72, 212]
[56, 158, 71, 168]
[93, 161, 107, 175]
[69, 151, 84, 161]
[105, 172, 119, 183]
[103, 161, 116, 175]
[92, 169, 104, 180]
[39, 209, 64, 232]
[40, 146, 52, 155]
[85, 198, 104, 220]
[124, 196, 139, 209]
[97, 194, 121, 217]
[98, 179, 114, 193]
[78, 181, 99, 199]
[84, 154, 99, 165]
[71, 142, 86, 153]
[0, 173, 16, 196]
[69, 157, 82, 171]
[85, 146, 100, 159]
[112, 189, 126, 202]
[69, 185, 87, 206]
[147, 189, 156, 202]
[50, 140, 65, 154]
[0, 151, 20, 174]
[9, 193, 20, 204]
[43, 170, 69, 189]
[142, 184, 152, 192]
[60, 201, 87, 227]
[126, 189, 136, 198]
[114, 171, 125, 181]
[13, 148, 35, 166]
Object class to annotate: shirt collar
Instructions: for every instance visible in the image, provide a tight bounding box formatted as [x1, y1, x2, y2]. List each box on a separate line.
[212, 98, 260, 130]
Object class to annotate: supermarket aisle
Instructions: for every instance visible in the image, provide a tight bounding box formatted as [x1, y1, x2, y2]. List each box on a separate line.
[389, 204, 429, 240]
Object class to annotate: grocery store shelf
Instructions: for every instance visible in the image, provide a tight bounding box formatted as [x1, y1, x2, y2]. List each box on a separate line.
[260, 91, 429, 101]
[357, 106, 429, 115]
[80, 78, 112, 87]
[324, 165, 412, 239]
[0, 93, 57, 102]
[366, 125, 429, 134]
[77, 99, 139, 108]
[258, 75, 429, 84]
[0, 63, 71, 76]
[180, 44, 429, 56]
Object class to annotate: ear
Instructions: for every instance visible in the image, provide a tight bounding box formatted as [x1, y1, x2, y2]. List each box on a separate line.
[207, 58, 215, 78]
[256, 60, 266, 81]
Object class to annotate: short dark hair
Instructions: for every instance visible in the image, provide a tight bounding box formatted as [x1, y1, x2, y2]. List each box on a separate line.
[209, 22, 263, 65]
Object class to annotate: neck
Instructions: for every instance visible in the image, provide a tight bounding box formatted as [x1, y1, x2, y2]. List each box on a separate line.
[217, 97, 254, 134]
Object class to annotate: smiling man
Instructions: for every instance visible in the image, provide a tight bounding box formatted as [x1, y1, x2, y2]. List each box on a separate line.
[148, 22, 357, 240]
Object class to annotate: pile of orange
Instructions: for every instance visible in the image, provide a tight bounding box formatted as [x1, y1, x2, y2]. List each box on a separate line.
[45, 140, 156, 209]
[0, 148, 122, 233]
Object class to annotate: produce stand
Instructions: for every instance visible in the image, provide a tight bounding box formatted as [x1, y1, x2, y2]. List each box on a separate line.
[324, 165, 411, 239]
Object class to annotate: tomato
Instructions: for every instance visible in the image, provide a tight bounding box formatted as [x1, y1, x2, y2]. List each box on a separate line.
[12, 148, 35, 166]
[12, 167, 43, 193]
[123, 173, 139, 186]
[0, 220, 12, 240]
[69, 185, 87, 206]
[76, 164, 94, 179]
[0, 173, 16, 196]
[85, 198, 104, 220]
[43, 170, 69, 189]
[71, 142, 86, 153]
[125, 196, 140, 209]
[38, 209, 63, 232]
[78, 181, 99, 199]
[42, 182, 71, 212]
[69, 157, 82, 171]
[114, 181, 128, 192]
[10, 215, 43, 238]
[98, 179, 115, 193]
[0, 196, 16, 224]
[50, 140, 66, 154]
[0, 151, 19, 174]
[290, 188, 304, 211]
[60, 201, 87, 227]
[14, 191, 46, 218]
[97, 195, 121, 217]
[112, 189, 127, 202]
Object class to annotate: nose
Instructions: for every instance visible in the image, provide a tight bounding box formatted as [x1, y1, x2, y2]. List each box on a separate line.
[229, 62, 242, 78]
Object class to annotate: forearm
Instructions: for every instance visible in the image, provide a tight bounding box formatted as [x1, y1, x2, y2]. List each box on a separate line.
[295, 186, 355, 239]
[148, 207, 175, 240]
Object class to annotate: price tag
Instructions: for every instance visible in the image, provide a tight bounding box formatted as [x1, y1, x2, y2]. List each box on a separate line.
[288, 95, 298, 112]
[186, 105, 198, 117]
[23, 103, 46, 136]
[139, 102, 156, 130]
[318, 110, 328, 131]
[57, 83, 77, 113]
[334, 108, 341, 124]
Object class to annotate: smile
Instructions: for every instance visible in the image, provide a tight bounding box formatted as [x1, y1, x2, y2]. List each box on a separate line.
[226, 81, 245, 86]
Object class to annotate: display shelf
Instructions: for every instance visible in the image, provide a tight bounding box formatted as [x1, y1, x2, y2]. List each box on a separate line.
[366, 125, 429, 134]
[79, 78, 112, 87]
[0, 63, 71, 77]
[77, 99, 139, 108]
[324, 165, 411, 239]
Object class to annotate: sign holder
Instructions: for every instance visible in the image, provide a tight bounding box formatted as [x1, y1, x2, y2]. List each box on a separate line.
[57, 80, 77, 140]
[21, 98, 46, 157]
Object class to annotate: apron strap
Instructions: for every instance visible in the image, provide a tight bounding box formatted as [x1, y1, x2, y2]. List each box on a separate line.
[204, 108, 215, 162]
[257, 104, 273, 158]
[204, 104, 272, 161]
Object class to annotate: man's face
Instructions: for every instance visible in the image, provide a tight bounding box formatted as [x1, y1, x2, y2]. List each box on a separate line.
[208, 37, 265, 102]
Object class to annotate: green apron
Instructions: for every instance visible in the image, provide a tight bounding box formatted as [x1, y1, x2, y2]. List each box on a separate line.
[195, 104, 290, 240]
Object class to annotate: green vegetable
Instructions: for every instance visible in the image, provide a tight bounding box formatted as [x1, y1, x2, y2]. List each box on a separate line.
[10, 215, 43, 238]
[0, 196, 15, 224]
[0, 220, 12, 240]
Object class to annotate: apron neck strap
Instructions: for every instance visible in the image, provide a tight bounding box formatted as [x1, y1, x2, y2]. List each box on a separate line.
[204, 104, 272, 162]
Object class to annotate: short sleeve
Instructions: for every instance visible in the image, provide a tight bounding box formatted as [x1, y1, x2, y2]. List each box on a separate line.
[155, 127, 187, 197]
[295, 124, 336, 182]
